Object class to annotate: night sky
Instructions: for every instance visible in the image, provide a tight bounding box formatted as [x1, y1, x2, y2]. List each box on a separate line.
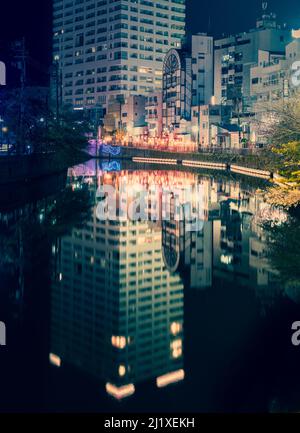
[1, 0, 300, 69]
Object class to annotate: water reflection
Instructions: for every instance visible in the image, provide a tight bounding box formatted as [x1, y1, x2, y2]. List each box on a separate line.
[51, 169, 185, 400]
[0, 173, 91, 411]
[1, 161, 300, 412]
[50, 164, 290, 403]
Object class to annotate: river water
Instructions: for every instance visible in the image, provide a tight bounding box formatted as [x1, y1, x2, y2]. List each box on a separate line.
[0, 159, 300, 413]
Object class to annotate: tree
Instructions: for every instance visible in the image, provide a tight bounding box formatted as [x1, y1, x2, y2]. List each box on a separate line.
[263, 213, 300, 294]
[260, 92, 300, 208]
[262, 94, 300, 148]
[0, 87, 49, 153]
[0, 87, 92, 155]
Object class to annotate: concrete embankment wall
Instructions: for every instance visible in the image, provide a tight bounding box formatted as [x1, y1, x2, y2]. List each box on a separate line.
[230, 164, 271, 179]
[100, 147, 273, 179]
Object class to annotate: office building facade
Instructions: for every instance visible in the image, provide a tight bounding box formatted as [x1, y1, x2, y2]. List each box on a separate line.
[52, 0, 186, 111]
[191, 34, 214, 107]
[162, 33, 213, 139]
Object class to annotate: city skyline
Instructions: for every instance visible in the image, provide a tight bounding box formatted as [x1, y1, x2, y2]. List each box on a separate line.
[2, 0, 300, 150]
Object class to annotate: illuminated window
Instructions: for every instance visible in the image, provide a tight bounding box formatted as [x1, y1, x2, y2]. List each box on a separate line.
[111, 335, 127, 349]
[49, 353, 61, 367]
[171, 338, 182, 359]
[118, 365, 126, 377]
[170, 321, 182, 336]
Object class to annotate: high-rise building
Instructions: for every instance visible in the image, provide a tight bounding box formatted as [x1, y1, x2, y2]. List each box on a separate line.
[52, 0, 186, 113]
[191, 34, 214, 107]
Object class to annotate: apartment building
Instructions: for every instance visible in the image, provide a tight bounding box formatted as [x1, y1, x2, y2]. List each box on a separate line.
[214, 9, 291, 111]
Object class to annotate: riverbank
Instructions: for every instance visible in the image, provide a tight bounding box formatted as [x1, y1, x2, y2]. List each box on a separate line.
[264, 174, 300, 209]
[96, 146, 279, 179]
[99, 145, 281, 168]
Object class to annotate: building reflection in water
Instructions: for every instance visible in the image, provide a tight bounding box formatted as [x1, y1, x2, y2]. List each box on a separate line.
[161, 170, 286, 306]
[50, 168, 185, 400]
[50, 164, 287, 401]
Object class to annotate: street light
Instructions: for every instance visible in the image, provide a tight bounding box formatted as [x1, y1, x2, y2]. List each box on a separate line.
[1, 126, 9, 152]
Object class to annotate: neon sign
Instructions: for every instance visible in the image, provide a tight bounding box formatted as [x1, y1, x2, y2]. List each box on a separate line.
[101, 161, 121, 172]
[100, 144, 121, 156]
[88, 140, 122, 156]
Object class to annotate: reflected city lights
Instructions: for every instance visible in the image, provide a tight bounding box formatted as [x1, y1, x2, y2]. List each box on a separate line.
[170, 322, 182, 336]
[46, 166, 291, 409]
[118, 365, 126, 377]
[171, 339, 183, 359]
[49, 353, 61, 367]
[111, 336, 127, 350]
[105, 383, 135, 400]
[156, 370, 185, 388]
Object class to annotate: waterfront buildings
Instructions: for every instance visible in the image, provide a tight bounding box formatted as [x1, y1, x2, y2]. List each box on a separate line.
[250, 50, 288, 109]
[249, 32, 300, 144]
[214, 9, 291, 111]
[145, 92, 163, 139]
[162, 34, 213, 141]
[249, 37, 300, 112]
[52, 0, 186, 112]
[209, 123, 242, 149]
[103, 94, 147, 138]
[51, 0, 298, 150]
[191, 104, 232, 148]
[203, 5, 298, 149]
[162, 47, 192, 137]
[191, 34, 214, 108]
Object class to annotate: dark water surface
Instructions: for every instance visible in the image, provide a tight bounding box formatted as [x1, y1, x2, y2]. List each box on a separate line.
[1, 160, 300, 413]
